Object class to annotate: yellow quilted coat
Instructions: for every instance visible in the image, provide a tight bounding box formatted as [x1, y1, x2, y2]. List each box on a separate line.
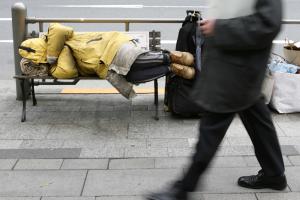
[66, 32, 132, 79]
[19, 37, 48, 64]
[50, 45, 78, 79]
[47, 23, 74, 64]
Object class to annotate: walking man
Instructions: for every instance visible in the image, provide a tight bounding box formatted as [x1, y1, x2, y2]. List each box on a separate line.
[147, 0, 287, 199]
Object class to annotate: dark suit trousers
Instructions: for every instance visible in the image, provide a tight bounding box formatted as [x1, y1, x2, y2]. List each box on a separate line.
[178, 97, 285, 192]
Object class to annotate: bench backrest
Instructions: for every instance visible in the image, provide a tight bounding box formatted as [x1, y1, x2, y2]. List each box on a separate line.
[31, 30, 161, 51]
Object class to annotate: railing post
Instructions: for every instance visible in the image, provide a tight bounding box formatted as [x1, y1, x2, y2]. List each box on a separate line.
[12, 2, 29, 100]
[125, 22, 130, 31]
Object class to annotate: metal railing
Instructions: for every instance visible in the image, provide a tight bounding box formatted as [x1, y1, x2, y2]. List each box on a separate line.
[11, 2, 300, 99]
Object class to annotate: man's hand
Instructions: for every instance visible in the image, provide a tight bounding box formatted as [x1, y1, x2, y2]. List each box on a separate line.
[200, 19, 216, 37]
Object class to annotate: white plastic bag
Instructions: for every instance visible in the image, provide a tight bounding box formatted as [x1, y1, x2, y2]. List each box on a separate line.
[270, 72, 300, 113]
[262, 69, 274, 104]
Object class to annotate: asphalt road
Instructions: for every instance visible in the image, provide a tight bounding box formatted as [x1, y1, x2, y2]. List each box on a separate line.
[1, 0, 300, 80]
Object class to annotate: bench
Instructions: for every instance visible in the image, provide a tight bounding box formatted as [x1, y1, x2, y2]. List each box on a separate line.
[14, 27, 162, 122]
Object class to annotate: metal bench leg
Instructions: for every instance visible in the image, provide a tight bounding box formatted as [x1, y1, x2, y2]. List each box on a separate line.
[20, 79, 27, 122]
[154, 79, 159, 120]
[31, 79, 37, 106]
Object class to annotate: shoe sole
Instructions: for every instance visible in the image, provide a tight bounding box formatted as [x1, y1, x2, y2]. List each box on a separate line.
[170, 52, 194, 66]
[144, 195, 161, 200]
[238, 181, 287, 190]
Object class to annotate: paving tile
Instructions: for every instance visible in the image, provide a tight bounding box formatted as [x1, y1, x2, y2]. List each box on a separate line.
[14, 159, 63, 170]
[288, 156, 300, 166]
[0, 170, 86, 196]
[131, 94, 155, 106]
[30, 97, 71, 106]
[1, 111, 20, 119]
[287, 113, 300, 120]
[0, 101, 15, 112]
[125, 147, 169, 158]
[244, 156, 292, 167]
[128, 120, 198, 139]
[225, 120, 248, 137]
[42, 197, 95, 200]
[80, 104, 114, 112]
[296, 146, 300, 153]
[210, 156, 248, 168]
[217, 145, 299, 157]
[182, 119, 200, 126]
[132, 105, 149, 111]
[96, 196, 142, 200]
[281, 145, 299, 156]
[274, 123, 287, 137]
[83, 169, 183, 196]
[202, 193, 256, 200]
[0, 140, 23, 149]
[88, 95, 131, 107]
[0, 159, 17, 170]
[61, 159, 108, 169]
[80, 147, 125, 159]
[131, 110, 169, 121]
[272, 113, 291, 123]
[109, 158, 155, 169]
[46, 124, 109, 140]
[168, 148, 194, 157]
[216, 146, 254, 156]
[0, 148, 81, 159]
[278, 137, 300, 146]
[0, 123, 51, 140]
[26, 111, 79, 124]
[155, 157, 190, 169]
[227, 137, 252, 146]
[187, 138, 230, 148]
[277, 121, 300, 137]
[26, 105, 81, 112]
[20, 140, 64, 149]
[87, 111, 131, 123]
[47, 122, 128, 140]
[226, 119, 285, 137]
[147, 139, 189, 148]
[0, 198, 40, 200]
[63, 139, 146, 149]
[286, 167, 300, 191]
[256, 192, 300, 200]
[113, 105, 132, 111]
[63, 111, 97, 124]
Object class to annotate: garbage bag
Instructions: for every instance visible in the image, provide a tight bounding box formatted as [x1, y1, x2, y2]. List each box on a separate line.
[261, 69, 274, 104]
[50, 46, 78, 79]
[47, 23, 74, 64]
[271, 71, 300, 113]
[283, 42, 300, 66]
[19, 37, 47, 64]
[65, 31, 131, 79]
[268, 62, 299, 74]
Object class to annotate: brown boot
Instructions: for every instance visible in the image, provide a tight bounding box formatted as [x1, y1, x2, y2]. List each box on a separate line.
[171, 63, 195, 80]
[170, 51, 194, 66]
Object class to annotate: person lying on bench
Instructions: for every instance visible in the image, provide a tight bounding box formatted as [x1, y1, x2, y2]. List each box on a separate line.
[19, 23, 196, 99]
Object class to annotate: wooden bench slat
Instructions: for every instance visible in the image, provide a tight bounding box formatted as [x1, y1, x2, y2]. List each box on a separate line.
[14, 75, 100, 80]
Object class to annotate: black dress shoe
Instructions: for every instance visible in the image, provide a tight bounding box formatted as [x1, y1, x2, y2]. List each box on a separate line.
[238, 170, 287, 190]
[145, 187, 187, 200]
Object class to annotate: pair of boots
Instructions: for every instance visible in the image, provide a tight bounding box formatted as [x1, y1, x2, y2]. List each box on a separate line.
[169, 51, 195, 80]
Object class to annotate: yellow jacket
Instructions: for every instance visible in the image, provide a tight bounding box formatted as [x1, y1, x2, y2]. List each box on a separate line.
[47, 23, 74, 64]
[19, 37, 48, 64]
[66, 32, 132, 79]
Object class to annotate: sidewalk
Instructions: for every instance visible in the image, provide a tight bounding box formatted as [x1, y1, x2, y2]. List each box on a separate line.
[0, 80, 299, 200]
